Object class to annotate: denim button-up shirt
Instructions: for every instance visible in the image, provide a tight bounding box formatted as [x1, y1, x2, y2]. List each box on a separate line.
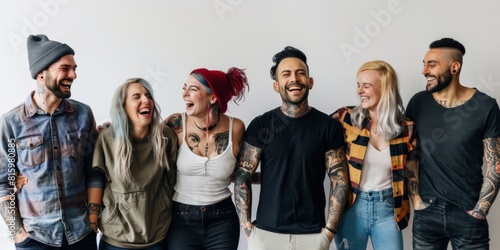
[0, 92, 105, 246]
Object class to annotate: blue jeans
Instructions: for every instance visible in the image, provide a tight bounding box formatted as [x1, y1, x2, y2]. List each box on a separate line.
[166, 197, 240, 250]
[334, 188, 403, 250]
[413, 198, 489, 250]
[15, 231, 97, 250]
[98, 238, 166, 250]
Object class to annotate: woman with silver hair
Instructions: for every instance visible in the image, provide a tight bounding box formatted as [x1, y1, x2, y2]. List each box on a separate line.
[331, 60, 415, 250]
[90, 78, 178, 249]
[164, 67, 249, 250]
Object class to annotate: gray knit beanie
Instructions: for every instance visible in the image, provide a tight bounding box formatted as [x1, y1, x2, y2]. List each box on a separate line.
[27, 34, 75, 79]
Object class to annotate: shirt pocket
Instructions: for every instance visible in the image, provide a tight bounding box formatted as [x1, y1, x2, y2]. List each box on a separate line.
[16, 135, 44, 167]
[67, 131, 90, 160]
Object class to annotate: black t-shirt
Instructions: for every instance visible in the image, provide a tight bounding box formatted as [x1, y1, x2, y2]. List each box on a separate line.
[244, 107, 344, 234]
[406, 90, 500, 209]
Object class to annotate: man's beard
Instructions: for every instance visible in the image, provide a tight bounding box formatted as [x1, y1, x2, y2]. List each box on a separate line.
[45, 72, 71, 98]
[280, 82, 309, 105]
[426, 69, 452, 93]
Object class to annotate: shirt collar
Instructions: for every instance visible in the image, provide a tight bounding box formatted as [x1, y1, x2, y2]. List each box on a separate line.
[24, 91, 74, 117]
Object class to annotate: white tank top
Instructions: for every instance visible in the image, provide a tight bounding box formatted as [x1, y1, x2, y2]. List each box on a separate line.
[359, 142, 392, 191]
[173, 113, 236, 205]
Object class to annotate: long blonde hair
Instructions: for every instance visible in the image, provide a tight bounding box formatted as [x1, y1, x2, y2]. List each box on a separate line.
[351, 60, 405, 140]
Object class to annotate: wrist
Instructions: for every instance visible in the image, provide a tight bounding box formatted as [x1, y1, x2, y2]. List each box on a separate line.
[87, 203, 101, 216]
[324, 226, 336, 235]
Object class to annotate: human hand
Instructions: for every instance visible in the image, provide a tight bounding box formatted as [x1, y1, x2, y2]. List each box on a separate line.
[89, 214, 99, 232]
[413, 200, 430, 210]
[97, 122, 111, 132]
[411, 195, 430, 210]
[323, 228, 335, 243]
[16, 173, 28, 193]
[242, 222, 253, 238]
[14, 228, 28, 243]
[467, 209, 486, 219]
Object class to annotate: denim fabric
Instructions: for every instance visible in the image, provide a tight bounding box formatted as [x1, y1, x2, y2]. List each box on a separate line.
[413, 198, 489, 250]
[335, 188, 403, 250]
[0, 93, 105, 246]
[166, 197, 239, 250]
[14, 231, 97, 250]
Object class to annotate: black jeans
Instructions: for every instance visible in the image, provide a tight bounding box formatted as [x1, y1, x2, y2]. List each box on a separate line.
[166, 197, 240, 250]
[413, 198, 489, 250]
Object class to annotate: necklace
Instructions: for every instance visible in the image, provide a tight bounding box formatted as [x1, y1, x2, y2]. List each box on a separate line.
[193, 114, 220, 131]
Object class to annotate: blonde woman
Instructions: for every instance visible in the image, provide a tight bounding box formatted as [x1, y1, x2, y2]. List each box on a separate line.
[332, 60, 414, 250]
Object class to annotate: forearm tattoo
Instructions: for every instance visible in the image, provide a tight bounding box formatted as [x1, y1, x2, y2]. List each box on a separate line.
[0, 199, 23, 236]
[234, 169, 253, 236]
[325, 148, 348, 230]
[474, 137, 500, 216]
[405, 150, 420, 197]
[234, 143, 261, 236]
[87, 203, 101, 216]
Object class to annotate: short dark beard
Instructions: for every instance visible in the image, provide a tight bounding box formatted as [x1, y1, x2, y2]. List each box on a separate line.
[45, 71, 71, 98]
[281, 82, 309, 105]
[427, 69, 452, 93]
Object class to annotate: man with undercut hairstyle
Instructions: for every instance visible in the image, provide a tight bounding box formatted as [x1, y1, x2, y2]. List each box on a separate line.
[0, 34, 104, 249]
[234, 46, 348, 250]
[406, 37, 500, 249]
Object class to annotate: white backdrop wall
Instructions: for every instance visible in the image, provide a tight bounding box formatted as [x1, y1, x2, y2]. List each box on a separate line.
[1, 1, 499, 249]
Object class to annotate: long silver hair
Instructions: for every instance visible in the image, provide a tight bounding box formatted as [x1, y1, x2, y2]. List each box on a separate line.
[110, 78, 168, 182]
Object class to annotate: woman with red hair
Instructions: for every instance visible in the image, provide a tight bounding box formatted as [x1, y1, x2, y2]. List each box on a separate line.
[164, 67, 249, 250]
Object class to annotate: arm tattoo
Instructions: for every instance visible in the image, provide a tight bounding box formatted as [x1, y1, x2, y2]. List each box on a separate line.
[165, 114, 183, 134]
[325, 147, 348, 231]
[87, 203, 101, 215]
[473, 137, 500, 216]
[405, 150, 420, 197]
[234, 142, 262, 237]
[214, 132, 229, 155]
[0, 199, 23, 237]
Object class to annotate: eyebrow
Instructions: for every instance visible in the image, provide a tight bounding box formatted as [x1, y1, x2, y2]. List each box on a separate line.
[185, 83, 200, 89]
[423, 59, 438, 64]
[358, 82, 373, 86]
[280, 69, 306, 74]
[59, 64, 77, 69]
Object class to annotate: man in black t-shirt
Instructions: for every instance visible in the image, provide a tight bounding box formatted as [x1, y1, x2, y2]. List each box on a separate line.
[234, 46, 348, 250]
[406, 38, 500, 250]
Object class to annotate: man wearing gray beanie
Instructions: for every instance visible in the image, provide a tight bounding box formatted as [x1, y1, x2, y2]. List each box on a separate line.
[0, 34, 104, 249]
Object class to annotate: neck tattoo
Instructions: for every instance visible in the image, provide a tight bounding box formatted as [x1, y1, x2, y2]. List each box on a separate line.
[194, 114, 220, 131]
